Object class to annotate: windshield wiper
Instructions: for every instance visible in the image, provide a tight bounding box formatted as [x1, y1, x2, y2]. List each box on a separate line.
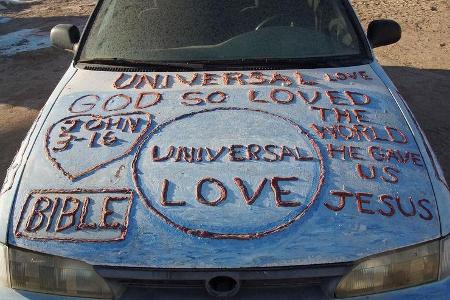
[77, 55, 370, 71]
[200, 56, 365, 68]
[77, 58, 204, 70]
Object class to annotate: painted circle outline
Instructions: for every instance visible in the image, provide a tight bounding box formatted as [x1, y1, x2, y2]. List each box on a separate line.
[132, 107, 325, 240]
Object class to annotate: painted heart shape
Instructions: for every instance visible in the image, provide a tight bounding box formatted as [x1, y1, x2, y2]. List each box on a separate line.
[45, 112, 152, 181]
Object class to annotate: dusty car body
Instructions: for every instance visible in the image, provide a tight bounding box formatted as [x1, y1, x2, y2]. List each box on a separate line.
[1, 0, 450, 299]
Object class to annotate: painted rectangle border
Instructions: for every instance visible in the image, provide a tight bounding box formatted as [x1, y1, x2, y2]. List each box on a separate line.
[14, 188, 133, 243]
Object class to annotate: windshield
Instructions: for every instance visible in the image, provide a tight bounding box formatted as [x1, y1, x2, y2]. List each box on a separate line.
[79, 0, 369, 66]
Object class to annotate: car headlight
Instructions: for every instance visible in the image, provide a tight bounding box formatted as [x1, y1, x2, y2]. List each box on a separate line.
[440, 235, 450, 279]
[0, 244, 9, 288]
[0, 244, 112, 299]
[335, 236, 450, 298]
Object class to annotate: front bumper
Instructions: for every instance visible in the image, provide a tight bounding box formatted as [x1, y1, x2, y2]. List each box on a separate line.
[1, 276, 449, 300]
[0, 287, 96, 300]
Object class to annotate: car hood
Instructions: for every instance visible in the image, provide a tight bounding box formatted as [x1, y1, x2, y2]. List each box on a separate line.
[5, 64, 441, 268]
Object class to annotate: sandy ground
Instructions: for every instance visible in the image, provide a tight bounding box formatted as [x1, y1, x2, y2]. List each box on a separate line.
[0, 0, 449, 182]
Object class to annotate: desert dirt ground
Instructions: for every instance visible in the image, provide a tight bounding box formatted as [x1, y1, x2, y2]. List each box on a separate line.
[0, 0, 449, 183]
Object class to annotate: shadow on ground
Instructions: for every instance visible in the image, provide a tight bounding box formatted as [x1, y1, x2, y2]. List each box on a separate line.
[384, 66, 450, 182]
[0, 16, 86, 109]
[0, 15, 86, 35]
[0, 62, 449, 184]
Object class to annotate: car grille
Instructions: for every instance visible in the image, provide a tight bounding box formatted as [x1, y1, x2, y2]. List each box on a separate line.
[95, 264, 350, 299]
[118, 277, 322, 288]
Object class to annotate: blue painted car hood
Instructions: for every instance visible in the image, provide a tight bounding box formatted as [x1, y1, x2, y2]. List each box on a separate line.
[4, 65, 441, 268]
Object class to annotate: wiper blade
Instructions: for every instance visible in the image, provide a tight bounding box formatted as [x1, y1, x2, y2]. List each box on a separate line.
[77, 58, 204, 70]
[206, 57, 346, 67]
[179, 58, 332, 69]
[77, 55, 369, 71]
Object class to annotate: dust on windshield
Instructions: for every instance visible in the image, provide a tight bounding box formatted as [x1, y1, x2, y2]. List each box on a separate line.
[80, 0, 366, 63]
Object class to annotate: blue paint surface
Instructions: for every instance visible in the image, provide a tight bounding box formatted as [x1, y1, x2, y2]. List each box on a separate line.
[1, 65, 446, 268]
[134, 108, 323, 238]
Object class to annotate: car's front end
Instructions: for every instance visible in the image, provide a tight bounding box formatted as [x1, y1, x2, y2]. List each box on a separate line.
[1, 0, 450, 299]
[1, 237, 450, 299]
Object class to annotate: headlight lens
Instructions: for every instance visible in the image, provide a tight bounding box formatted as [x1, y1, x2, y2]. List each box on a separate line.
[0, 244, 112, 299]
[336, 240, 440, 298]
[440, 235, 450, 279]
[0, 244, 9, 288]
